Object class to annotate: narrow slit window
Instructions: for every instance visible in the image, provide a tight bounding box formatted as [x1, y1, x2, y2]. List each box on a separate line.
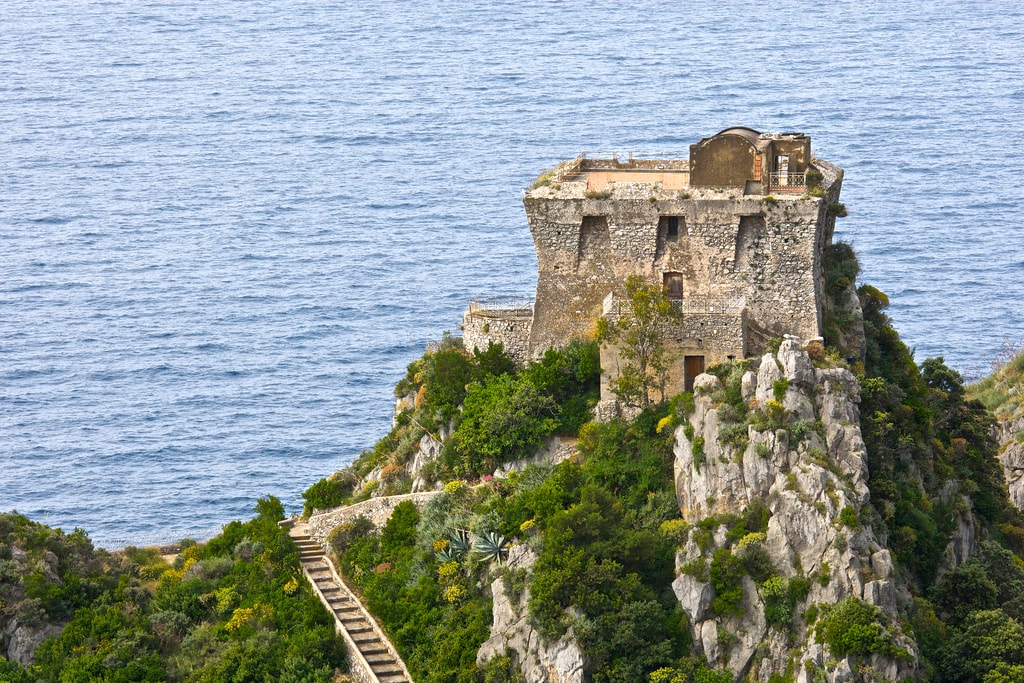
[659, 215, 685, 242]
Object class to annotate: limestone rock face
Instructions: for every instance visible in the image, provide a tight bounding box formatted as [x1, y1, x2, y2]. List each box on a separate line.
[0, 547, 65, 666]
[492, 436, 577, 478]
[672, 341, 917, 682]
[997, 413, 1024, 510]
[476, 545, 586, 683]
[410, 432, 443, 493]
[4, 619, 63, 667]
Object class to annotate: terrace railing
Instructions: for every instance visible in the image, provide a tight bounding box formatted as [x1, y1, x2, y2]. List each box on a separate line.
[767, 171, 807, 192]
[467, 296, 534, 317]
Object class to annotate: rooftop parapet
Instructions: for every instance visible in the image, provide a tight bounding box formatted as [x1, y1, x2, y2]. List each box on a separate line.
[528, 129, 824, 198]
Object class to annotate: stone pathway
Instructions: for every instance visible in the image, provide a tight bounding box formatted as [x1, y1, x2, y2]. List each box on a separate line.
[289, 524, 412, 683]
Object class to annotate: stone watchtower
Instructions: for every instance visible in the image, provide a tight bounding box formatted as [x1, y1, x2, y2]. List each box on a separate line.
[464, 127, 844, 401]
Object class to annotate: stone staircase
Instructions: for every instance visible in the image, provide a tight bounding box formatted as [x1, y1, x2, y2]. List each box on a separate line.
[290, 527, 412, 683]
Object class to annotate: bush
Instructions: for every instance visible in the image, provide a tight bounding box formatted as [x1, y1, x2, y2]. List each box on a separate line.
[327, 516, 376, 555]
[839, 505, 861, 530]
[710, 548, 745, 616]
[301, 477, 350, 517]
[760, 576, 793, 628]
[815, 596, 903, 658]
[441, 374, 560, 478]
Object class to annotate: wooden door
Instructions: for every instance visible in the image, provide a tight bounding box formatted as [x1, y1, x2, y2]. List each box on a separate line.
[684, 355, 705, 393]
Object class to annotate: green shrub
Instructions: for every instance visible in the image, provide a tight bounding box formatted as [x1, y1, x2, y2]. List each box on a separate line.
[441, 374, 559, 478]
[805, 168, 824, 189]
[692, 437, 706, 473]
[718, 421, 749, 449]
[815, 596, 903, 658]
[760, 576, 793, 628]
[327, 515, 376, 555]
[301, 477, 350, 517]
[773, 378, 789, 402]
[839, 505, 861, 530]
[422, 343, 479, 424]
[738, 538, 774, 584]
[710, 548, 745, 616]
[659, 519, 690, 546]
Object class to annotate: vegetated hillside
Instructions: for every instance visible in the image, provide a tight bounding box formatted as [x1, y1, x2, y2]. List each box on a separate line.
[0, 498, 346, 682]
[852, 284, 1024, 682]
[968, 346, 1024, 510]
[303, 263, 1024, 682]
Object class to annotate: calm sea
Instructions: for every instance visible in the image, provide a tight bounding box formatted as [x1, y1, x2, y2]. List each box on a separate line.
[2, 2, 1023, 548]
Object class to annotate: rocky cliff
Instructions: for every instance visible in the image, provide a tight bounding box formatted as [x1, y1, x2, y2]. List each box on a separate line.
[671, 340, 916, 682]
[973, 351, 1024, 510]
[473, 341, 921, 683]
[999, 414, 1024, 510]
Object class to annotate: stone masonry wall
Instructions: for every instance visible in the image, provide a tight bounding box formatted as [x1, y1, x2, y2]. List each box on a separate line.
[307, 492, 438, 547]
[599, 309, 747, 402]
[524, 164, 841, 359]
[463, 309, 533, 365]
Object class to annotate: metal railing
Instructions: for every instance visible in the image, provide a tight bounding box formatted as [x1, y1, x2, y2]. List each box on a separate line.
[767, 171, 807, 192]
[467, 296, 534, 315]
[547, 155, 582, 184]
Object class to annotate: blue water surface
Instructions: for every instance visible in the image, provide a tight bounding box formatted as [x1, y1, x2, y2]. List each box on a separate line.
[2, 1, 1022, 547]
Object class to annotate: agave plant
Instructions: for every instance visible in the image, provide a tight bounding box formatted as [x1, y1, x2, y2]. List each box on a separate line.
[435, 546, 458, 564]
[474, 530, 509, 563]
[445, 528, 472, 560]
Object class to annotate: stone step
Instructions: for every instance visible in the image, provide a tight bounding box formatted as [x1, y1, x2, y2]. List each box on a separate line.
[290, 527, 412, 683]
[338, 612, 364, 622]
[372, 662, 403, 675]
[364, 652, 394, 664]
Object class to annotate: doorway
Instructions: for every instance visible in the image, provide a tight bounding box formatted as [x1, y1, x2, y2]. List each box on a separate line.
[684, 355, 705, 393]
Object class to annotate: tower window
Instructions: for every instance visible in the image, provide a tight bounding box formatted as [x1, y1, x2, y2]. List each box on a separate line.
[659, 216, 685, 242]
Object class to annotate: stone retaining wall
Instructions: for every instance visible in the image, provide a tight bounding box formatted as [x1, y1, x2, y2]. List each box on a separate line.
[307, 492, 439, 547]
[462, 309, 533, 365]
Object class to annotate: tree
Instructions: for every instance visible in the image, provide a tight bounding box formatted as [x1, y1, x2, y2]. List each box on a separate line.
[598, 275, 681, 409]
[940, 610, 1024, 683]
